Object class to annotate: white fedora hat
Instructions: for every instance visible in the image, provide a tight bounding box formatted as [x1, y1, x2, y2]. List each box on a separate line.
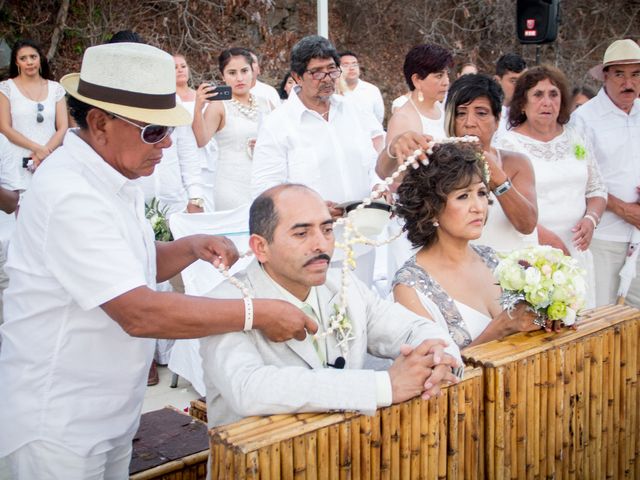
[589, 39, 640, 81]
[61, 42, 190, 126]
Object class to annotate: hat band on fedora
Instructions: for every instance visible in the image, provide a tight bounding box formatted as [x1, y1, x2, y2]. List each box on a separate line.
[78, 79, 176, 110]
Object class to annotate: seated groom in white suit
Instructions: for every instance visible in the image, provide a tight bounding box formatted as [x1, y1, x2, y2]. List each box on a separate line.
[200, 184, 463, 428]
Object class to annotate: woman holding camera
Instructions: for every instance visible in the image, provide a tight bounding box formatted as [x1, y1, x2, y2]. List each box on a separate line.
[192, 48, 273, 211]
[0, 39, 67, 189]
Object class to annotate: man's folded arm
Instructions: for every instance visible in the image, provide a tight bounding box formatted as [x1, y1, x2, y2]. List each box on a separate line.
[200, 331, 391, 418]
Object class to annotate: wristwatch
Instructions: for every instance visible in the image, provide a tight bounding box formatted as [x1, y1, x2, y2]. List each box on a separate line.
[493, 179, 512, 197]
[188, 198, 204, 208]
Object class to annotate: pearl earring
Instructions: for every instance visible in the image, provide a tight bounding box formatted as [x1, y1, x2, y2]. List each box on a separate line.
[433, 220, 439, 227]
[417, 90, 424, 102]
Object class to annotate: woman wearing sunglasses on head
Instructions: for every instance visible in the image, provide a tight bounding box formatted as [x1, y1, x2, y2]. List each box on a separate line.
[0, 39, 68, 188]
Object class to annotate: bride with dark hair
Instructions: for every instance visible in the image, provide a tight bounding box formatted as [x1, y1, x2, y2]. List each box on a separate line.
[392, 142, 550, 348]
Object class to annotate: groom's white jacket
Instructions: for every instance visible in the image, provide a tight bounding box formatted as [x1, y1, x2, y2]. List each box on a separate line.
[200, 259, 461, 428]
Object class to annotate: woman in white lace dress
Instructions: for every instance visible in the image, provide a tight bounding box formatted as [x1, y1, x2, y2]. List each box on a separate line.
[494, 65, 607, 307]
[444, 73, 538, 252]
[0, 39, 67, 189]
[192, 48, 273, 211]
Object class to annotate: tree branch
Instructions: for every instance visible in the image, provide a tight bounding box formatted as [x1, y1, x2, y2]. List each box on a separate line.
[47, 0, 70, 62]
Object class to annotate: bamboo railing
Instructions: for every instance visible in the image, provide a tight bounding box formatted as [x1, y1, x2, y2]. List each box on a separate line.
[463, 303, 639, 479]
[207, 304, 640, 479]
[209, 367, 484, 479]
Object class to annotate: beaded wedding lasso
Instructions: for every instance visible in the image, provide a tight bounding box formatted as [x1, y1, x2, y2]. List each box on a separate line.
[215, 135, 483, 357]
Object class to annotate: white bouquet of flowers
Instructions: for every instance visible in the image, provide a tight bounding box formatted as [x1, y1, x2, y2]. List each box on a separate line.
[494, 245, 587, 327]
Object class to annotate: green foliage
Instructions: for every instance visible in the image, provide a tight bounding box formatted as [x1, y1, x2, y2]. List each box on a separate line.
[145, 198, 174, 242]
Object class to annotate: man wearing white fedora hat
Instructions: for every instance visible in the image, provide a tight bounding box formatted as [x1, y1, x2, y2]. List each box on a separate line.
[0, 42, 316, 479]
[572, 38, 640, 306]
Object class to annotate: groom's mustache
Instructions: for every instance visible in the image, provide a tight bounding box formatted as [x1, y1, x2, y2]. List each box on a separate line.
[304, 253, 332, 266]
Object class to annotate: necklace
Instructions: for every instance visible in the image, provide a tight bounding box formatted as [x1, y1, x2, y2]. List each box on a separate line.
[230, 94, 258, 121]
[16, 77, 46, 102]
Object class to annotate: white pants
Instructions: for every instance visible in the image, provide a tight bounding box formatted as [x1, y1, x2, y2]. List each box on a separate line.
[591, 237, 640, 308]
[6, 440, 132, 480]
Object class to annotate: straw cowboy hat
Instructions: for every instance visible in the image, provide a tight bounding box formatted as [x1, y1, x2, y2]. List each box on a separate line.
[61, 42, 190, 126]
[589, 39, 640, 81]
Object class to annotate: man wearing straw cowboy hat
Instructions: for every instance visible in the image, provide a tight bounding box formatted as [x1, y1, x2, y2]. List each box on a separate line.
[572, 39, 640, 307]
[0, 43, 317, 479]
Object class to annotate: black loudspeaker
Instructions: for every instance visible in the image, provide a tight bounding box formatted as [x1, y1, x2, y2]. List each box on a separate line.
[516, 0, 560, 44]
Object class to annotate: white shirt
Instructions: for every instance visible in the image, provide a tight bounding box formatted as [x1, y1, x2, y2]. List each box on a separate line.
[251, 79, 281, 109]
[492, 105, 511, 144]
[343, 79, 385, 124]
[252, 89, 379, 203]
[136, 123, 205, 215]
[571, 88, 640, 242]
[0, 134, 22, 249]
[0, 130, 157, 457]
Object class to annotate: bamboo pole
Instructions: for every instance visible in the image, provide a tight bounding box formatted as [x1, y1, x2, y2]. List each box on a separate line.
[421, 392, 433, 479]
[328, 425, 339, 480]
[293, 435, 306, 480]
[575, 341, 586, 478]
[380, 407, 391, 480]
[494, 367, 505, 479]
[533, 354, 541, 479]
[398, 401, 410, 479]
[350, 416, 360, 480]
[306, 431, 318, 480]
[282, 439, 294, 480]
[437, 392, 448, 480]
[338, 422, 351, 480]
[360, 416, 371, 480]
[318, 425, 328, 480]
[390, 405, 400, 480]
[371, 409, 381, 480]
[546, 347, 557, 480]
[612, 325, 622, 478]
[539, 351, 548, 479]
[525, 358, 535, 480]
[258, 446, 271, 480]
[410, 398, 421, 479]
[447, 383, 459, 480]
[246, 451, 259, 480]
[485, 368, 496, 479]
[590, 334, 603, 479]
[517, 360, 528, 479]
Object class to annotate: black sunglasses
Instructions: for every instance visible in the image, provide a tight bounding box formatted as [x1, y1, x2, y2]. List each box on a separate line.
[36, 103, 44, 123]
[109, 112, 174, 144]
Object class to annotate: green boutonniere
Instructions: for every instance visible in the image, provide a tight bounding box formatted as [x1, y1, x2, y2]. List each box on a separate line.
[574, 144, 587, 160]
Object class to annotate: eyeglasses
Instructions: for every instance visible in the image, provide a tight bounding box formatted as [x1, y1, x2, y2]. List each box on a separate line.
[304, 68, 342, 81]
[341, 63, 359, 69]
[36, 103, 44, 123]
[109, 112, 174, 144]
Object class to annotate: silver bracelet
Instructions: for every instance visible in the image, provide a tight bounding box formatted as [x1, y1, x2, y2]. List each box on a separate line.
[493, 179, 512, 196]
[243, 297, 253, 331]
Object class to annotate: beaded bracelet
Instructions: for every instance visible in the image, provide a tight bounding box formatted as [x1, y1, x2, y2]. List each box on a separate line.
[584, 213, 598, 229]
[243, 297, 253, 331]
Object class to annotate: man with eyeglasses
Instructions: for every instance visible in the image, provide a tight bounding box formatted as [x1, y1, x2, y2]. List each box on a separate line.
[252, 36, 382, 223]
[0, 42, 317, 479]
[339, 50, 385, 124]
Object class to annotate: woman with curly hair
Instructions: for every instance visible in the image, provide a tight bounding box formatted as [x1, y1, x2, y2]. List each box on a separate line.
[392, 142, 542, 348]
